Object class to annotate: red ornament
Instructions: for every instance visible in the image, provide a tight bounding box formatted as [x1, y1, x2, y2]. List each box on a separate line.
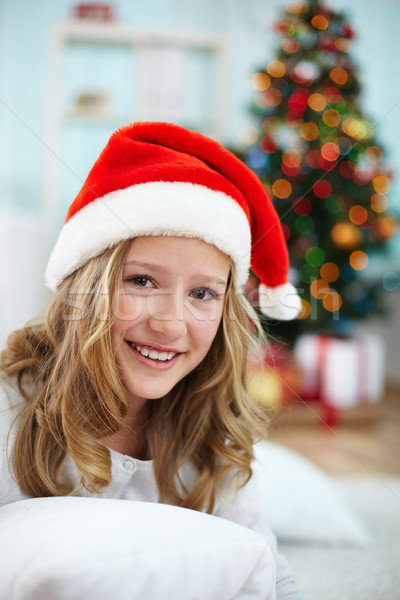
[317, 37, 336, 53]
[260, 135, 279, 154]
[339, 23, 356, 39]
[293, 196, 312, 215]
[313, 180, 332, 198]
[306, 150, 320, 169]
[282, 163, 301, 177]
[339, 160, 355, 179]
[319, 156, 337, 171]
[285, 111, 304, 128]
[288, 88, 310, 112]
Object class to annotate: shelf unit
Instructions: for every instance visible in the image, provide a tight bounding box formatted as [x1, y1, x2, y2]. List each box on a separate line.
[43, 20, 228, 249]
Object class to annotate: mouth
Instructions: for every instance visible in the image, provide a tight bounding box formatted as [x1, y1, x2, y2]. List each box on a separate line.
[127, 341, 180, 363]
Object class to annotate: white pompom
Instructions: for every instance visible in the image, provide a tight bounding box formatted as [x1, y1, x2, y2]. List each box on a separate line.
[258, 282, 302, 320]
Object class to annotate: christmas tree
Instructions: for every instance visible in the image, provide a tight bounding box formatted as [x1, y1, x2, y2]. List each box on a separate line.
[242, 0, 398, 344]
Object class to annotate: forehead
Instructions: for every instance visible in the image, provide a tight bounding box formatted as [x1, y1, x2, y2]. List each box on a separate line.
[124, 236, 231, 279]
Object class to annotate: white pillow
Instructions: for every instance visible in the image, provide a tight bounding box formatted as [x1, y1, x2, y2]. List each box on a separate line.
[0, 497, 276, 600]
[253, 441, 371, 545]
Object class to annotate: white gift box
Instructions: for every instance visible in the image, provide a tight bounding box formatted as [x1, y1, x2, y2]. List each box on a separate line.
[294, 334, 386, 409]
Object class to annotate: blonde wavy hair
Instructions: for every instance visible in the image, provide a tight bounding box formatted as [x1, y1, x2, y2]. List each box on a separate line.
[1, 238, 270, 513]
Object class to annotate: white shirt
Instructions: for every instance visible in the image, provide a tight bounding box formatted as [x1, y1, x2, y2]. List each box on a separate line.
[0, 376, 302, 599]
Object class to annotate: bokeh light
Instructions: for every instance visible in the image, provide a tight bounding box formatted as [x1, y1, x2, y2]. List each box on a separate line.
[321, 142, 340, 161]
[349, 250, 368, 270]
[335, 37, 352, 52]
[339, 160, 355, 178]
[320, 262, 340, 282]
[272, 178, 292, 198]
[306, 149, 320, 168]
[285, 1, 306, 15]
[371, 194, 388, 213]
[322, 109, 341, 127]
[306, 246, 325, 266]
[311, 15, 328, 30]
[330, 67, 348, 85]
[285, 111, 304, 127]
[251, 72, 271, 91]
[299, 264, 319, 283]
[353, 168, 370, 186]
[310, 278, 329, 298]
[324, 86, 342, 103]
[289, 88, 309, 112]
[282, 149, 301, 168]
[323, 291, 343, 312]
[277, 22, 296, 36]
[295, 215, 315, 234]
[313, 180, 332, 198]
[282, 37, 300, 53]
[349, 205, 368, 225]
[372, 174, 391, 194]
[365, 145, 383, 164]
[374, 215, 398, 240]
[263, 88, 283, 106]
[331, 222, 361, 249]
[342, 118, 360, 137]
[300, 122, 319, 140]
[308, 93, 327, 112]
[262, 116, 282, 134]
[293, 196, 312, 215]
[260, 134, 279, 153]
[296, 298, 311, 319]
[267, 60, 286, 77]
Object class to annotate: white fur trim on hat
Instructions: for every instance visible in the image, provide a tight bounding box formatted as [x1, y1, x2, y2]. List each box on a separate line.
[45, 181, 251, 291]
[258, 282, 302, 320]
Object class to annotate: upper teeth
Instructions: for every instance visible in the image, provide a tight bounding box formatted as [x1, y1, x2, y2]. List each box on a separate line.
[131, 343, 177, 362]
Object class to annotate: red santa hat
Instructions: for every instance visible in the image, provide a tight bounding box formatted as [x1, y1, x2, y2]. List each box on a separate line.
[45, 121, 301, 320]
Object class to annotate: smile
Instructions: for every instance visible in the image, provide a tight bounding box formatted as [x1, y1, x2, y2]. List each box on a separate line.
[128, 342, 178, 362]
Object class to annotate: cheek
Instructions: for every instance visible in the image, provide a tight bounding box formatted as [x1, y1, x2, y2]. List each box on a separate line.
[113, 292, 145, 322]
[191, 307, 224, 350]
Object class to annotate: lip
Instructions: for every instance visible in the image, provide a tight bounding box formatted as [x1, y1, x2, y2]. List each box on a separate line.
[125, 341, 182, 370]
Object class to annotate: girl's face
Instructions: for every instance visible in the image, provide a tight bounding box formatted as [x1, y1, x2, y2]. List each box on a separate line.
[111, 236, 230, 410]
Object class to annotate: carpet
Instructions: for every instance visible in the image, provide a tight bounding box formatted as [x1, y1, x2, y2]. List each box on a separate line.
[280, 475, 400, 600]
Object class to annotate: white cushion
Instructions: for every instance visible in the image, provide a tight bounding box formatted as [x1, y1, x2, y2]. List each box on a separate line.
[0, 497, 276, 600]
[253, 441, 371, 545]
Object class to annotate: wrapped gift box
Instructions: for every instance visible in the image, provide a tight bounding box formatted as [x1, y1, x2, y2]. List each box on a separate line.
[294, 334, 386, 410]
[248, 342, 301, 408]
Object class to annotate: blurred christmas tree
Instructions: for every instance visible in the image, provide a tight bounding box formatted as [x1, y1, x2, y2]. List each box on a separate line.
[242, 0, 398, 344]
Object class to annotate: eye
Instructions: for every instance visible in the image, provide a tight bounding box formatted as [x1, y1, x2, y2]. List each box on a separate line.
[127, 275, 155, 288]
[190, 288, 217, 301]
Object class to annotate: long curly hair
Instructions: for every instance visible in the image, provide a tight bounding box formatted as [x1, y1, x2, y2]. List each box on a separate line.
[1, 238, 271, 513]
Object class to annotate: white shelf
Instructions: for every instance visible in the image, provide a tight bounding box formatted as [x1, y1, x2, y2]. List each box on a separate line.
[56, 20, 226, 50]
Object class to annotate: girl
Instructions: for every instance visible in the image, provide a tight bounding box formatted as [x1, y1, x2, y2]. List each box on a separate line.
[0, 122, 302, 598]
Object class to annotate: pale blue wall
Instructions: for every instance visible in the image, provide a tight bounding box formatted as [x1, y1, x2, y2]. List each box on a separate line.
[1, 0, 399, 215]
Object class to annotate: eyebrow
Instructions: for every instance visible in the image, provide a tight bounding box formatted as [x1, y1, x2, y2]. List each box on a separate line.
[124, 260, 228, 286]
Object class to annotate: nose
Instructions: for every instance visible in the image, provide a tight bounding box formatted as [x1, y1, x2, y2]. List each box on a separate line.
[147, 289, 187, 339]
